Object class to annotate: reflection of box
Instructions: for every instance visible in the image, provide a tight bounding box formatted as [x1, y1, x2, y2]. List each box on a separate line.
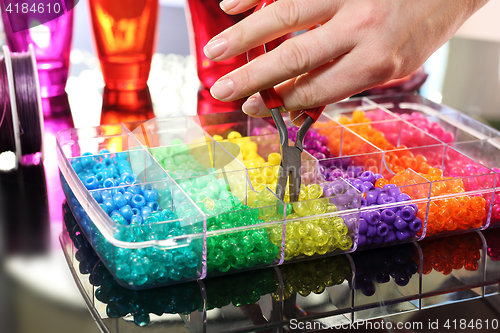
[57, 93, 500, 290]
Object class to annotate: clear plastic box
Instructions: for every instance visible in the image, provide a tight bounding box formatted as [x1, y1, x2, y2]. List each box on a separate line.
[57, 93, 500, 289]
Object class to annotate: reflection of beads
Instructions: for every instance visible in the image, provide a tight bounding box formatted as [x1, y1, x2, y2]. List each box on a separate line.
[278, 256, 351, 300]
[484, 229, 500, 261]
[419, 233, 482, 275]
[351, 244, 418, 296]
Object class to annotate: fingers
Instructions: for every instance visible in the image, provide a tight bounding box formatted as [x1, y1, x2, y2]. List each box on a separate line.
[204, 0, 337, 61]
[210, 20, 356, 102]
[242, 47, 394, 115]
[219, 0, 260, 15]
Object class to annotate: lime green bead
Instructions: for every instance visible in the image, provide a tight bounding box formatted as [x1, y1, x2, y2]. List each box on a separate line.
[338, 235, 353, 250]
[312, 228, 329, 246]
[297, 222, 313, 238]
[302, 239, 315, 256]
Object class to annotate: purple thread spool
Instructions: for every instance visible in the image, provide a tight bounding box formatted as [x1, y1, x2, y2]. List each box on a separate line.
[1, 3, 75, 105]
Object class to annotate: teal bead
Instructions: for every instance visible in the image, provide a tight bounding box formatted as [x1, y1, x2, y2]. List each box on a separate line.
[115, 263, 131, 280]
[129, 271, 148, 285]
[168, 267, 183, 281]
[132, 257, 151, 275]
[134, 313, 150, 327]
[206, 181, 220, 198]
[217, 178, 229, 192]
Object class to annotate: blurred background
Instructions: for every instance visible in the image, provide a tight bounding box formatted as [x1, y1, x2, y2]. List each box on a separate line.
[1, 1, 500, 333]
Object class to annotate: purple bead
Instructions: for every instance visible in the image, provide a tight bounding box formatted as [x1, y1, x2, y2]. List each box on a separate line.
[319, 145, 330, 156]
[348, 165, 364, 178]
[330, 181, 347, 194]
[359, 218, 368, 234]
[313, 152, 326, 160]
[377, 222, 390, 237]
[359, 171, 375, 184]
[366, 190, 380, 205]
[380, 196, 396, 205]
[396, 229, 411, 241]
[366, 225, 377, 237]
[383, 184, 401, 198]
[409, 217, 422, 232]
[394, 216, 408, 231]
[397, 193, 411, 202]
[360, 197, 368, 207]
[358, 234, 367, 247]
[376, 193, 389, 205]
[374, 173, 383, 181]
[360, 181, 374, 193]
[384, 231, 397, 243]
[352, 179, 363, 191]
[361, 210, 381, 225]
[365, 237, 373, 246]
[373, 236, 384, 245]
[381, 209, 396, 224]
[324, 187, 335, 198]
[400, 206, 416, 222]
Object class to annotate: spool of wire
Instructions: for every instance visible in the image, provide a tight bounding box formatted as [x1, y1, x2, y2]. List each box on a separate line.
[0, 45, 44, 169]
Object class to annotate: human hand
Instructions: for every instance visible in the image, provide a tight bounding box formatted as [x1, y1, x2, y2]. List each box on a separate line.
[204, 0, 488, 119]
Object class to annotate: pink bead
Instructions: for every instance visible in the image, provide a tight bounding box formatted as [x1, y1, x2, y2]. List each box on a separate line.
[441, 131, 454, 143]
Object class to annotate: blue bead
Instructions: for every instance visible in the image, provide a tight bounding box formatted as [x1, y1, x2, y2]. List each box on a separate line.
[91, 191, 103, 203]
[121, 173, 135, 184]
[71, 159, 83, 173]
[123, 192, 133, 203]
[115, 152, 128, 160]
[110, 187, 125, 195]
[131, 208, 141, 216]
[128, 185, 142, 195]
[142, 207, 152, 219]
[147, 201, 159, 211]
[110, 210, 121, 217]
[84, 176, 99, 190]
[103, 168, 114, 179]
[103, 158, 114, 167]
[144, 189, 159, 202]
[130, 215, 143, 225]
[93, 162, 105, 174]
[120, 204, 134, 221]
[113, 193, 128, 208]
[81, 153, 94, 167]
[100, 190, 112, 201]
[103, 178, 117, 188]
[102, 198, 117, 212]
[95, 172, 105, 183]
[131, 194, 146, 208]
[98, 148, 111, 156]
[112, 173, 121, 181]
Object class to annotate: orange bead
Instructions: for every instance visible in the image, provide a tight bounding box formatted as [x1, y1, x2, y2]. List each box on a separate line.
[375, 178, 389, 188]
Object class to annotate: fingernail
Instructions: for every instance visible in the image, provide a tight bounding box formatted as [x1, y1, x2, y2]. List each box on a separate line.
[204, 38, 228, 59]
[242, 96, 260, 115]
[211, 79, 234, 101]
[220, 0, 239, 12]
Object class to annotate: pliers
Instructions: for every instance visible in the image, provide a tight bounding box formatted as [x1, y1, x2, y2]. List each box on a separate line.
[246, 0, 325, 202]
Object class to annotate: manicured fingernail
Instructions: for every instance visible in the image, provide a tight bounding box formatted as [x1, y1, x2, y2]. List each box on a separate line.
[242, 96, 260, 115]
[220, 0, 239, 12]
[211, 79, 234, 101]
[204, 38, 228, 59]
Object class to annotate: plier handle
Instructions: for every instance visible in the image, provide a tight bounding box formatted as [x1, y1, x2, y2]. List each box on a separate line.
[246, 0, 325, 202]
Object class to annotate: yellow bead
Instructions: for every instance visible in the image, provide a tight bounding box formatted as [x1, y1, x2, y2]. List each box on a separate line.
[307, 184, 323, 200]
[213, 134, 223, 141]
[262, 167, 276, 183]
[251, 175, 266, 187]
[302, 238, 316, 256]
[253, 183, 266, 192]
[227, 131, 242, 140]
[313, 228, 329, 246]
[246, 190, 257, 207]
[268, 152, 282, 165]
[298, 221, 313, 237]
[307, 199, 327, 215]
[338, 235, 353, 250]
[248, 168, 262, 178]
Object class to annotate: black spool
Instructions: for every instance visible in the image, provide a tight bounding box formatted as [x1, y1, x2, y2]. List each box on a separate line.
[0, 45, 44, 168]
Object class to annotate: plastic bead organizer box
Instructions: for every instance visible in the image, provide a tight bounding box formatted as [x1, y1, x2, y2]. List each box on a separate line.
[57, 93, 500, 290]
